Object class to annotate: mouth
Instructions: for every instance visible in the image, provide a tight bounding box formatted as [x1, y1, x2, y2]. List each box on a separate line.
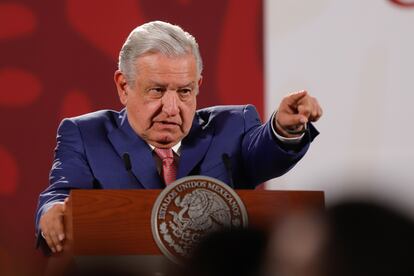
[153, 121, 181, 128]
[161, 121, 178, 125]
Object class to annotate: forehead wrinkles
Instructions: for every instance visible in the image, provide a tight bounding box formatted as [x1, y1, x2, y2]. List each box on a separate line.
[140, 76, 195, 91]
[135, 53, 197, 73]
[137, 61, 193, 75]
[136, 62, 197, 89]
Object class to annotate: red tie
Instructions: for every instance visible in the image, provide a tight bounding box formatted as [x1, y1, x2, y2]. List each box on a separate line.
[154, 148, 177, 185]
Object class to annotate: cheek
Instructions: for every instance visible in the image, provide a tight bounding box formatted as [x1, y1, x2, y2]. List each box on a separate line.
[182, 102, 196, 127]
[127, 99, 159, 126]
[129, 97, 159, 114]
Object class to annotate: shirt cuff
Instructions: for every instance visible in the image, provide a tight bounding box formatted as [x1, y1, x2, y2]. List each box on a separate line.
[270, 112, 304, 144]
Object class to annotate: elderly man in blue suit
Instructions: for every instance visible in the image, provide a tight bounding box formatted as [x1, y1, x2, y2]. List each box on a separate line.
[36, 21, 322, 254]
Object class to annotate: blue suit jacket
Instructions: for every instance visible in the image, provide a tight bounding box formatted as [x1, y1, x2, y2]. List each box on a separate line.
[35, 105, 318, 248]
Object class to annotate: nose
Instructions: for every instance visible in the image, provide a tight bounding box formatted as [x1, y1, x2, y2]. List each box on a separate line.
[161, 90, 179, 116]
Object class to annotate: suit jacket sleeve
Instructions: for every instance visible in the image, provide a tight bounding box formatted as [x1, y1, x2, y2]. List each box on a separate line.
[35, 118, 95, 250]
[240, 105, 318, 185]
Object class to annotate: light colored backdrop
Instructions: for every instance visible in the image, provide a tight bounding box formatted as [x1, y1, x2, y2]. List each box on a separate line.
[264, 0, 414, 212]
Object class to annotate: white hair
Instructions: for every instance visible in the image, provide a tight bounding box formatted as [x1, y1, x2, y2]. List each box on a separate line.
[118, 21, 203, 84]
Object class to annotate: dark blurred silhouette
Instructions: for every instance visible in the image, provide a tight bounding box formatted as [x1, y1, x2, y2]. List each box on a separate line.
[265, 199, 414, 276]
[181, 228, 268, 276]
[325, 200, 414, 276]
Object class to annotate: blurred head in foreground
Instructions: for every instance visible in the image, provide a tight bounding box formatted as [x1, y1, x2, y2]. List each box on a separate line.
[265, 199, 414, 276]
[182, 228, 268, 276]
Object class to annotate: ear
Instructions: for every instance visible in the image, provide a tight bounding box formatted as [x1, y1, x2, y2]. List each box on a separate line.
[114, 70, 128, 105]
[198, 76, 203, 87]
[195, 76, 203, 95]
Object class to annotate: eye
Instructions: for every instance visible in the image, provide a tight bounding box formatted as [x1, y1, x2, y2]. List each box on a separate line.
[151, 87, 165, 93]
[178, 88, 192, 96]
[147, 87, 165, 98]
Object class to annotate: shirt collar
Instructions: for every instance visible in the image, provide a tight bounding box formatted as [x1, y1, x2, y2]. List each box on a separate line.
[148, 141, 181, 156]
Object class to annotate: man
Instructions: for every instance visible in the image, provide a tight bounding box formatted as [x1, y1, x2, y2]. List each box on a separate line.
[36, 21, 322, 254]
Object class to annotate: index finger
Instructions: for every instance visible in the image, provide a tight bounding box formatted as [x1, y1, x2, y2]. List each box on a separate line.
[285, 90, 308, 106]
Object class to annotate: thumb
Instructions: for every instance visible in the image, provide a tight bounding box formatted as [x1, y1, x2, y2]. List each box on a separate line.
[60, 199, 68, 213]
[277, 112, 308, 128]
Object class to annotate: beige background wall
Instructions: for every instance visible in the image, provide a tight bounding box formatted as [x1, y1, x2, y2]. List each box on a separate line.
[264, 0, 414, 212]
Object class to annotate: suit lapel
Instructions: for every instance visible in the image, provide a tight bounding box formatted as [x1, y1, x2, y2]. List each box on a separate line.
[177, 113, 214, 178]
[107, 111, 163, 189]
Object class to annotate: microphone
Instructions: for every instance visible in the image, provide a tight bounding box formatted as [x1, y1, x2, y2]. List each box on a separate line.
[222, 153, 234, 189]
[123, 152, 138, 184]
[123, 152, 132, 171]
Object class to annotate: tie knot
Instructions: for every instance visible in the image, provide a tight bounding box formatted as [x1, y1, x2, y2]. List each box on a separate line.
[154, 148, 174, 160]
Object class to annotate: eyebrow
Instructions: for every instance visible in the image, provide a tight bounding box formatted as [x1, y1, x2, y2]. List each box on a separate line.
[146, 80, 167, 87]
[146, 81, 195, 88]
[178, 82, 196, 88]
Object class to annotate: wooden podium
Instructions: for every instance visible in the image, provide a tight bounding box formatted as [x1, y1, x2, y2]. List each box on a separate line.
[47, 189, 324, 275]
[64, 189, 324, 255]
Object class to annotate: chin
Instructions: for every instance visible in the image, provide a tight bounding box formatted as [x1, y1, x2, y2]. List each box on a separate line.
[153, 135, 179, 147]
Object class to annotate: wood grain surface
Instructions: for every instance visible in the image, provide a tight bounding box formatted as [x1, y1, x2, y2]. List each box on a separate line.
[65, 190, 324, 255]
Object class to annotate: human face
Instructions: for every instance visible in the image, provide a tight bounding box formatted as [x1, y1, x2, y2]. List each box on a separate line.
[115, 53, 201, 148]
